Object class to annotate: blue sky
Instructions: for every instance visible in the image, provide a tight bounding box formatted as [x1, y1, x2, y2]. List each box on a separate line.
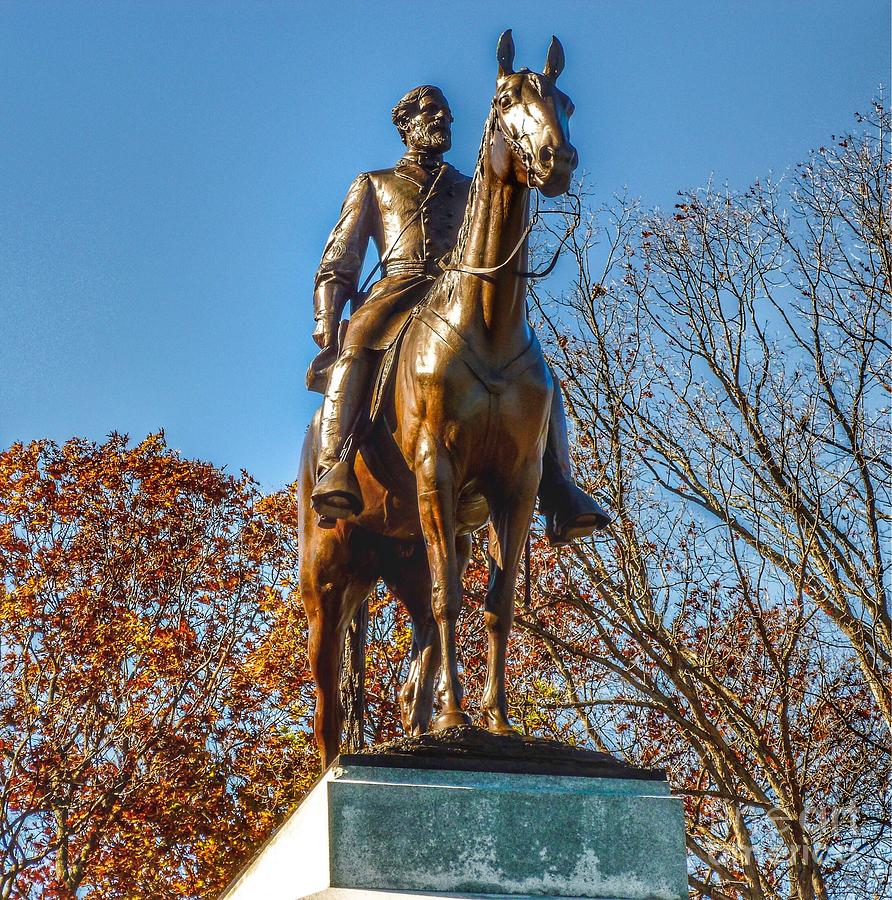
[2, 1, 888, 489]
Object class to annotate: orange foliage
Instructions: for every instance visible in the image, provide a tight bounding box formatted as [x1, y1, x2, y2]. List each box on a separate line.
[0, 434, 317, 899]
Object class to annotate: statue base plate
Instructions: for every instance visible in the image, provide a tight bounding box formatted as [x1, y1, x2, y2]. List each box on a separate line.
[221, 731, 687, 900]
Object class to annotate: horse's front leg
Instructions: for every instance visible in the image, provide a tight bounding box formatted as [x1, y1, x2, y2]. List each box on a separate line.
[415, 437, 471, 731]
[482, 467, 540, 735]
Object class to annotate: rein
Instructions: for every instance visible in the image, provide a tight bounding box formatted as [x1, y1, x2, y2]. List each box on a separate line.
[439, 99, 580, 280]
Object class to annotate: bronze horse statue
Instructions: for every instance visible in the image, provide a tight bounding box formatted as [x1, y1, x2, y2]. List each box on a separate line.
[299, 31, 578, 767]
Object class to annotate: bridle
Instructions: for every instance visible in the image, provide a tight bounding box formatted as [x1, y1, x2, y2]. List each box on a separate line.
[439, 90, 580, 280]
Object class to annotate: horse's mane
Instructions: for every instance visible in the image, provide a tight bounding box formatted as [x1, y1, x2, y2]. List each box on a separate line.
[446, 104, 497, 269]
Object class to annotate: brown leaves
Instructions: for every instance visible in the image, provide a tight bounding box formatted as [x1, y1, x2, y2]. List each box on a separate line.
[0, 435, 314, 899]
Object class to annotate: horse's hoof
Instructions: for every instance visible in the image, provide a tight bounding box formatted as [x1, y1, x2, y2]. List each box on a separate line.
[431, 710, 471, 731]
[481, 710, 521, 737]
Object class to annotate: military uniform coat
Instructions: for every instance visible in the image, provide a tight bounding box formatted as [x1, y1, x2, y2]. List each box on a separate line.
[314, 155, 471, 351]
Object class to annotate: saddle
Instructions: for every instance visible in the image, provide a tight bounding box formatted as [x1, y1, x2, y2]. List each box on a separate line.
[367, 310, 415, 426]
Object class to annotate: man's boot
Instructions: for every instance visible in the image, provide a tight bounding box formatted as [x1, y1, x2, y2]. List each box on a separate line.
[538, 378, 612, 546]
[311, 346, 373, 521]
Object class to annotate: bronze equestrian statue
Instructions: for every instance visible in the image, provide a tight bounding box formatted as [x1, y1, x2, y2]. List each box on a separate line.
[299, 31, 610, 766]
[308, 79, 604, 547]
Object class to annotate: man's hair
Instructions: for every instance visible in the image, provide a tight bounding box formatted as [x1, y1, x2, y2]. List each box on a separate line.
[391, 85, 449, 145]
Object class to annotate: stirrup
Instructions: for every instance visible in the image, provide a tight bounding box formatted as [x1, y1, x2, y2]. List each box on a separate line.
[544, 510, 608, 547]
[311, 459, 364, 520]
[541, 482, 612, 547]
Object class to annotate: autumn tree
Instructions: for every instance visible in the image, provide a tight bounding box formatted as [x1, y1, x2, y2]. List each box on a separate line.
[0, 434, 316, 899]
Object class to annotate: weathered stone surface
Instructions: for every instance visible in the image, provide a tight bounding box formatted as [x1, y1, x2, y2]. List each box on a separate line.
[220, 751, 687, 900]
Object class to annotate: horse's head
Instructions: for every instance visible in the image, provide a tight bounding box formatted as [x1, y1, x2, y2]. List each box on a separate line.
[492, 29, 577, 198]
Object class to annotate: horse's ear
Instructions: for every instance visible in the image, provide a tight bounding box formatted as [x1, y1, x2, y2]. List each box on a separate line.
[497, 29, 515, 78]
[543, 35, 564, 81]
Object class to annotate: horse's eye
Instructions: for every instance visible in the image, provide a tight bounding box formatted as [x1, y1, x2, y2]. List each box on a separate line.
[499, 95, 512, 110]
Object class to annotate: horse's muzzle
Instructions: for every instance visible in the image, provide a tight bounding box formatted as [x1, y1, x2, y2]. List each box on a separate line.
[531, 143, 577, 196]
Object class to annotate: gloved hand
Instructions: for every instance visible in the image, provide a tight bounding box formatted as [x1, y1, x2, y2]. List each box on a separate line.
[313, 315, 339, 350]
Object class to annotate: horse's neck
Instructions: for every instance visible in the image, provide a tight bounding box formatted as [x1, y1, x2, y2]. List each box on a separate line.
[438, 124, 532, 357]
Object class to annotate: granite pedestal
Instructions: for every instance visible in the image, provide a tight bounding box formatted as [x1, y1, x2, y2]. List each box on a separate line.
[220, 732, 687, 900]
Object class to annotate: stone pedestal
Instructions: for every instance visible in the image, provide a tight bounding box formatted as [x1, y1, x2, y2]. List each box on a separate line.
[220, 737, 687, 900]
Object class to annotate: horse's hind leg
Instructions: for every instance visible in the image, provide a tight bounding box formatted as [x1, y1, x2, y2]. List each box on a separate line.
[302, 528, 377, 768]
[382, 534, 472, 735]
[381, 542, 436, 735]
[482, 476, 539, 735]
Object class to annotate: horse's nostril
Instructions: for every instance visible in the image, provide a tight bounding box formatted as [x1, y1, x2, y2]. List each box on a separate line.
[539, 145, 554, 164]
[554, 145, 578, 171]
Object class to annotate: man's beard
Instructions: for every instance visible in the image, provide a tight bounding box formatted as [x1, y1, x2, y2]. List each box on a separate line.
[406, 121, 452, 153]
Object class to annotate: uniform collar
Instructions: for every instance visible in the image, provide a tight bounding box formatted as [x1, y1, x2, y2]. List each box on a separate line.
[395, 153, 450, 188]
[398, 150, 444, 172]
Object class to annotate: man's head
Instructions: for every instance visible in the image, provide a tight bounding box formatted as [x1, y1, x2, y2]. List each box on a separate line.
[392, 85, 453, 154]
